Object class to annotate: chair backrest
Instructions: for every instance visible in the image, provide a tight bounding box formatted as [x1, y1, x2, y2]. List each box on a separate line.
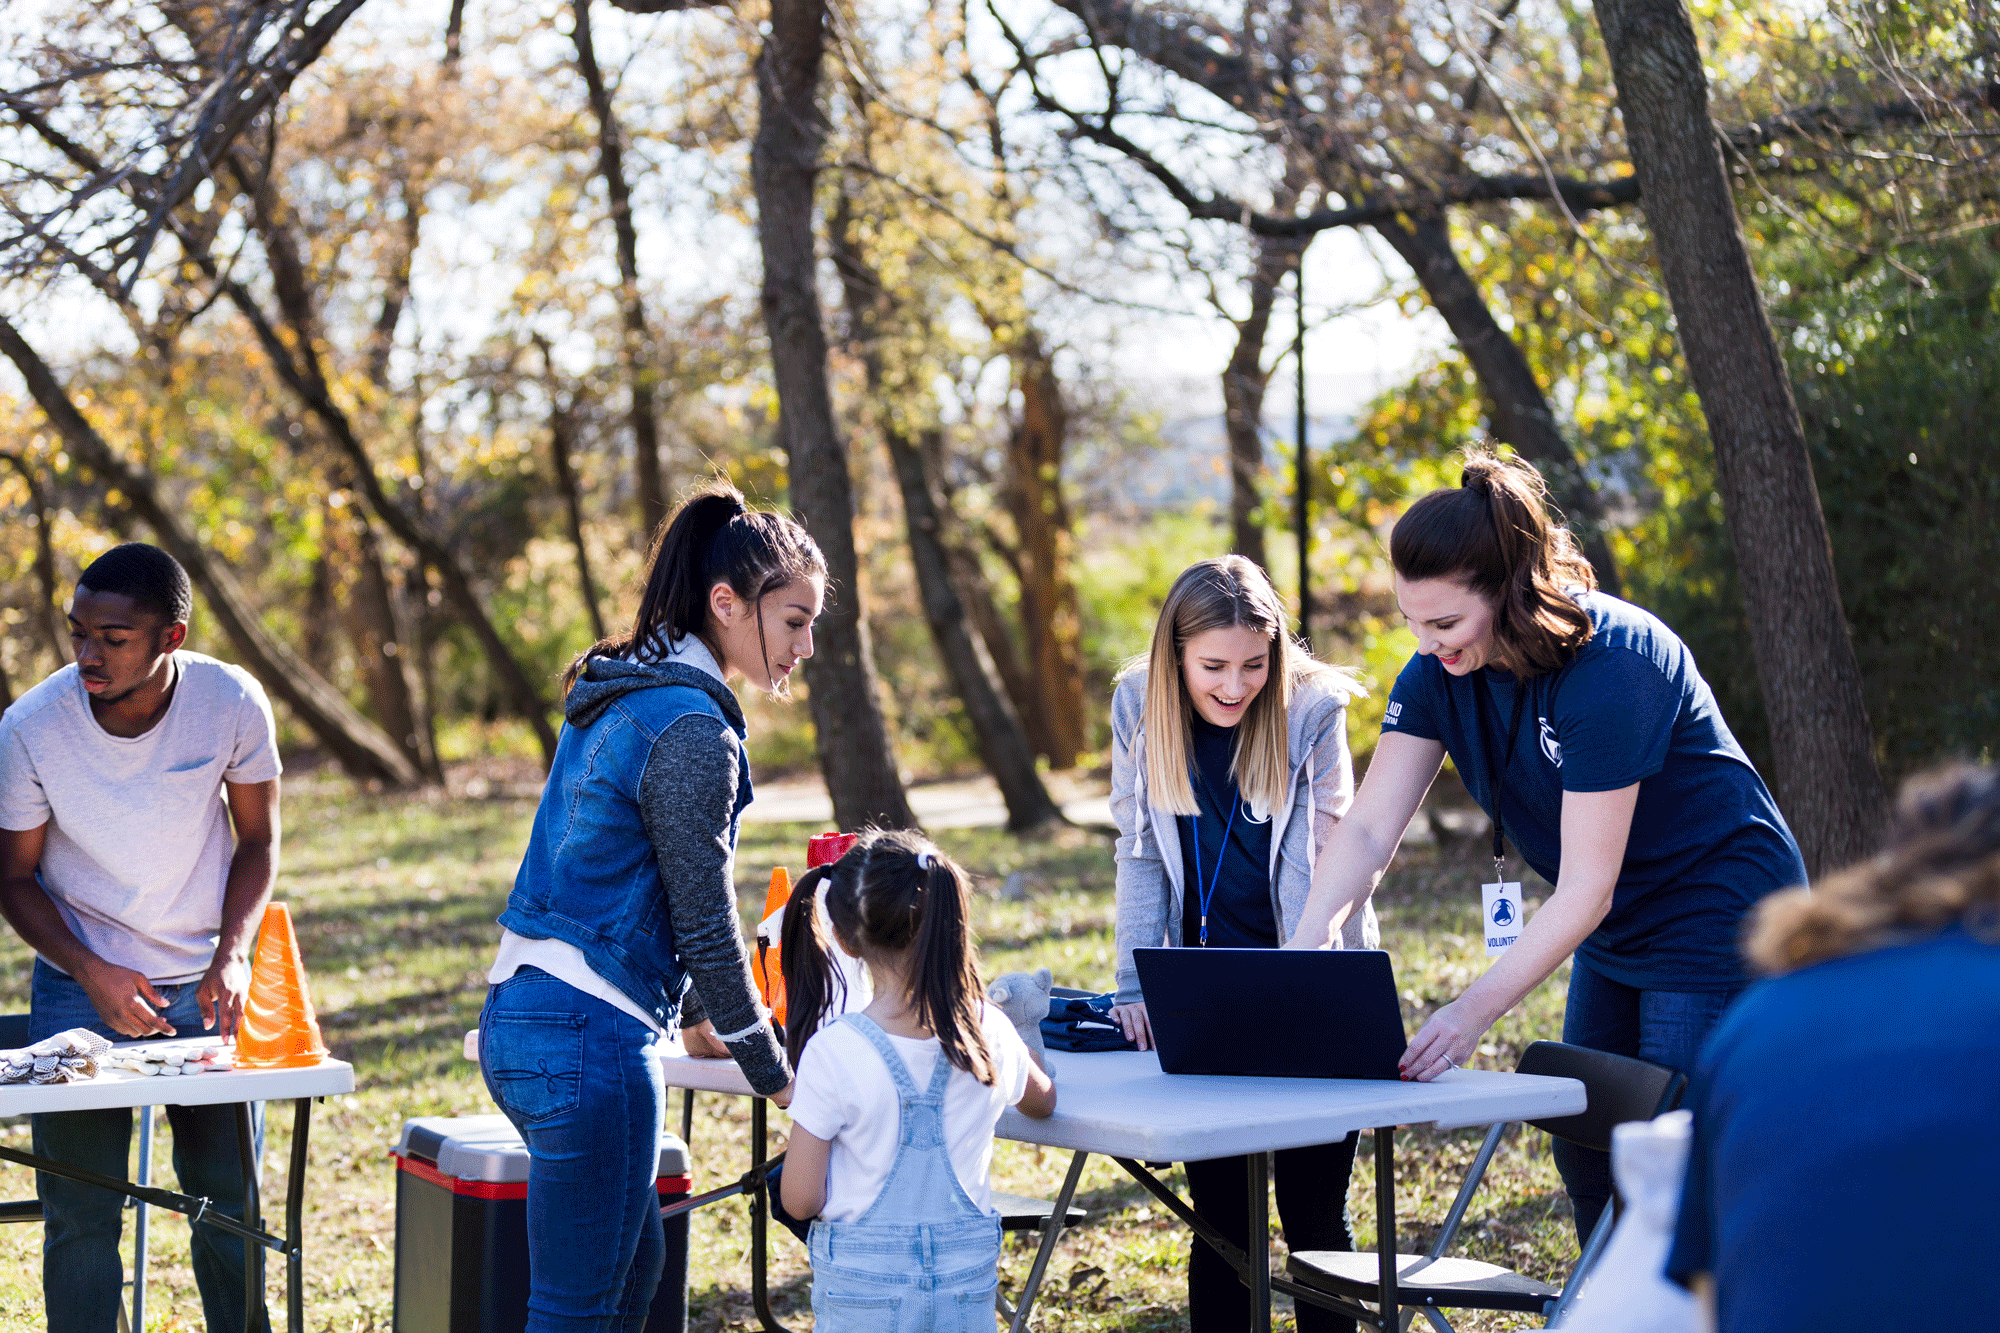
[0, 1014, 27, 1048]
[1517, 1040, 1688, 1152]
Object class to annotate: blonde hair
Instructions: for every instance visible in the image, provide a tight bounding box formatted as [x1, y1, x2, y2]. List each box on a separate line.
[1126, 556, 1366, 819]
[1747, 764, 2000, 974]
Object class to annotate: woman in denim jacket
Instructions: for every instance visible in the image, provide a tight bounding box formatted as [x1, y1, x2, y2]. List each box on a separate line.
[1107, 556, 1373, 1333]
[479, 484, 823, 1333]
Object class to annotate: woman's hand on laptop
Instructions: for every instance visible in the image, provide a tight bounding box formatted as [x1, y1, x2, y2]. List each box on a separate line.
[1110, 1001, 1153, 1051]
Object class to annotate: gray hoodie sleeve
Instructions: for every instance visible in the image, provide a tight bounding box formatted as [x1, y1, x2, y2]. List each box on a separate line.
[1110, 672, 1173, 1006]
[639, 714, 791, 1096]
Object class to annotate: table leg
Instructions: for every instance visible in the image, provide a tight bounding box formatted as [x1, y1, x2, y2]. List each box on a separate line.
[133, 1104, 153, 1333]
[286, 1099, 312, 1333]
[747, 1098, 793, 1333]
[1248, 1151, 1271, 1333]
[235, 1103, 263, 1333]
[1108, 1157, 1374, 1325]
[1375, 1127, 1398, 1333]
[1007, 1150, 1087, 1333]
[680, 1088, 695, 1146]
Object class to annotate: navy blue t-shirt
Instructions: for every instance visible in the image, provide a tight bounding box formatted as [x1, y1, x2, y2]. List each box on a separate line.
[1381, 592, 1805, 989]
[1666, 929, 2000, 1330]
[1178, 716, 1277, 949]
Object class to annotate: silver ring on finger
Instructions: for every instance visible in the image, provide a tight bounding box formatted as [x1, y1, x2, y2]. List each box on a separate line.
[1440, 1053, 1457, 1071]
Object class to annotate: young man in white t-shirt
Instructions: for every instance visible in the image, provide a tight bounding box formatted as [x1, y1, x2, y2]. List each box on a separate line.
[0, 543, 281, 1333]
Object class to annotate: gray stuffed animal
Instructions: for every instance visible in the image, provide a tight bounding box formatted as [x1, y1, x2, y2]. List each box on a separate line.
[986, 967, 1052, 1064]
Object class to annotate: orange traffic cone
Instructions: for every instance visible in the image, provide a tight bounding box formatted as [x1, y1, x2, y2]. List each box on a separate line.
[753, 867, 791, 1027]
[235, 902, 329, 1069]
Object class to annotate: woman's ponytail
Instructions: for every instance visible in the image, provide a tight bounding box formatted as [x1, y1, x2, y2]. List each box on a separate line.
[1391, 450, 1596, 676]
[780, 865, 844, 1072]
[562, 481, 825, 694]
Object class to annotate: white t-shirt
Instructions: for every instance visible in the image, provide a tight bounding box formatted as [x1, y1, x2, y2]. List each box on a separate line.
[0, 655, 282, 982]
[785, 1003, 1034, 1222]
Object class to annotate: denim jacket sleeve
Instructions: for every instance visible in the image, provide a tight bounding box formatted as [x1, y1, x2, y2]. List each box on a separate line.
[639, 714, 790, 1095]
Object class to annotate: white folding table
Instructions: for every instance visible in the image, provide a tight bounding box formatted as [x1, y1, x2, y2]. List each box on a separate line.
[644, 1043, 1585, 1333]
[0, 1053, 355, 1333]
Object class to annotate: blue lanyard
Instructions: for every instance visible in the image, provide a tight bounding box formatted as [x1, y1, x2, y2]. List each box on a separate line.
[1186, 784, 1239, 947]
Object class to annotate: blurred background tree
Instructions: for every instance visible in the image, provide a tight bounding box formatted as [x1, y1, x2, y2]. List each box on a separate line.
[0, 0, 1991, 852]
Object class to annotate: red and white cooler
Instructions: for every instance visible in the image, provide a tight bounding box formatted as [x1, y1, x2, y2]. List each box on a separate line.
[391, 1115, 692, 1333]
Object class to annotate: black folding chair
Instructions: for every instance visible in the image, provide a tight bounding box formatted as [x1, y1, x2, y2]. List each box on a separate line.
[1287, 1040, 1689, 1331]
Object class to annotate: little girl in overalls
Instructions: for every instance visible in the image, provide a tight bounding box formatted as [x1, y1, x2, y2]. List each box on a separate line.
[778, 830, 1058, 1332]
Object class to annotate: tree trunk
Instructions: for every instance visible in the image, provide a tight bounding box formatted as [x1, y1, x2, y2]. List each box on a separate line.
[1592, 0, 1886, 872]
[341, 512, 441, 779]
[751, 0, 915, 831]
[1223, 234, 1299, 568]
[546, 381, 609, 643]
[1372, 211, 1623, 595]
[0, 315, 421, 787]
[300, 549, 339, 675]
[573, 0, 669, 539]
[828, 202, 1063, 832]
[354, 172, 442, 782]
[1005, 333, 1088, 770]
[891, 428, 1065, 831]
[0, 451, 71, 666]
[937, 494, 1039, 731]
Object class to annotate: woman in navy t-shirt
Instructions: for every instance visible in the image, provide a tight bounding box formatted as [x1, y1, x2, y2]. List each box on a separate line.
[1285, 453, 1807, 1244]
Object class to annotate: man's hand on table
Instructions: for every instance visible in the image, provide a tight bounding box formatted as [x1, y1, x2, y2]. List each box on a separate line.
[79, 958, 177, 1038]
[197, 953, 251, 1040]
[681, 1019, 730, 1059]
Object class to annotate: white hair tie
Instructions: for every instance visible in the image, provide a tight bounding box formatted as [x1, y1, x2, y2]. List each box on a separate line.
[916, 851, 934, 871]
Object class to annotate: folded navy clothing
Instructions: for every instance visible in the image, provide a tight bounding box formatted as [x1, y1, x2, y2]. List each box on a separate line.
[1041, 992, 1137, 1053]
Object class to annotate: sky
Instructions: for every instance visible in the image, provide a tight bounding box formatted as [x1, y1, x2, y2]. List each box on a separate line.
[2, 0, 1448, 428]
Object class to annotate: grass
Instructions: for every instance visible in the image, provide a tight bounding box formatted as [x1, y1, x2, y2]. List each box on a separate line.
[0, 775, 1576, 1332]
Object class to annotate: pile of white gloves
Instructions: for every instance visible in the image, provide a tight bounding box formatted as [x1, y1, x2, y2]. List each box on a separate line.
[101, 1043, 233, 1077]
[0, 1029, 112, 1085]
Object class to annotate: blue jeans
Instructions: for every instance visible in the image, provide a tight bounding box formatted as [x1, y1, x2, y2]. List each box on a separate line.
[480, 967, 668, 1333]
[29, 958, 268, 1333]
[1554, 957, 1738, 1245]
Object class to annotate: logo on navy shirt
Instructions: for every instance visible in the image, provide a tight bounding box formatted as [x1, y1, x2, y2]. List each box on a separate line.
[1490, 898, 1515, 927]
[1538, 717, 1562, 767]
[1239, 798, 1271, 826]
[1386, 701, 1403, 725]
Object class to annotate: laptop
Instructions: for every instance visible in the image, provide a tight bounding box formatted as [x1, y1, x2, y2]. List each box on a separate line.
[1134, 948, 1407, 1079]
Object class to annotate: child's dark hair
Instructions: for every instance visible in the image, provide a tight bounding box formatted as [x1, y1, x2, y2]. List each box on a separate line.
[78, 543, 193, 626]
[562, 481, 825, 693]
[780, 830, 995, 1085]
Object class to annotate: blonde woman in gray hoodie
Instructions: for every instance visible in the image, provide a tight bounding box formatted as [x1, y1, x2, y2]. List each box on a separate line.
[1107, 555, 1375, 1333]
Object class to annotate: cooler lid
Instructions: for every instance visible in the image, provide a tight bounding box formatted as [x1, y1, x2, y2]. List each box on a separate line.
[395, 1115, 688, 1183]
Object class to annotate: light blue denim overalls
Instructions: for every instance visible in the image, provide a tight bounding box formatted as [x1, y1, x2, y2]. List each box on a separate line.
[807, 1014, 1004, 1332]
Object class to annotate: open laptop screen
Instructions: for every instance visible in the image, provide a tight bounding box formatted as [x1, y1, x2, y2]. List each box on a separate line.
[1134, 948, 1407, 1079]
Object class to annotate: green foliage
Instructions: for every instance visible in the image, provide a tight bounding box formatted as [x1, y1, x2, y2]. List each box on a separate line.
[1788, 243, 2000, 776]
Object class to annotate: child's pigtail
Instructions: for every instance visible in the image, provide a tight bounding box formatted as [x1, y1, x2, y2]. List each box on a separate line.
[780, 864, 844, 1071]
[908, 849, 996, 1087]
